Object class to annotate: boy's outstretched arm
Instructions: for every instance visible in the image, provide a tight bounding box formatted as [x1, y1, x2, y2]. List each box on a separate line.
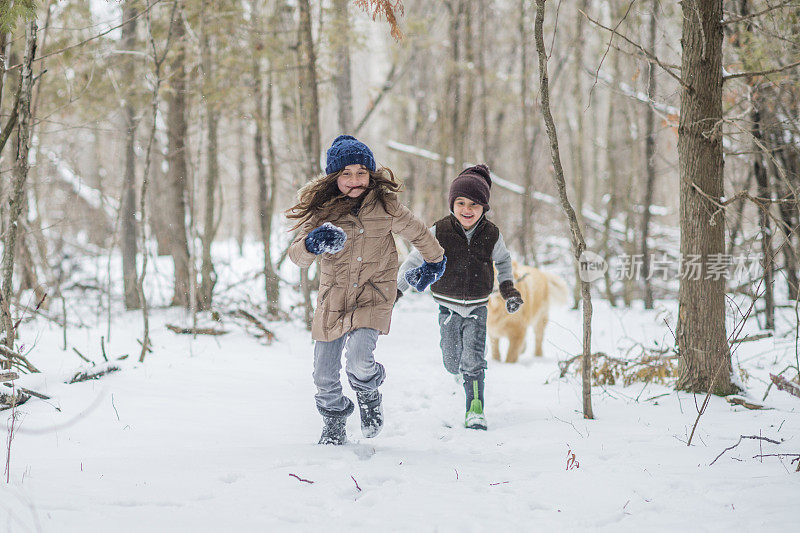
[390, 202, 444, 264]
[397, 246, 425, 294]
[493, 232, 514, 285]
[493, 232, 524, 313]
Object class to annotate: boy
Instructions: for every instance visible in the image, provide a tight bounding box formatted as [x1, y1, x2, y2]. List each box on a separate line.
[398, 164, 523, 430]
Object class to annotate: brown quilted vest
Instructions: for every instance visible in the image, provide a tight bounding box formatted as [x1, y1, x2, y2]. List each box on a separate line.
[430, 214, 499, 306]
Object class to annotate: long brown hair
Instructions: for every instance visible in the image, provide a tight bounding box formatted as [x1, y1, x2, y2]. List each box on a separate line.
[286, 167, 402, 229]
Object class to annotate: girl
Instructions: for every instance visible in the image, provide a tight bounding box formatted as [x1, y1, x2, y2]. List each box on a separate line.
[287, 135, 446, 445]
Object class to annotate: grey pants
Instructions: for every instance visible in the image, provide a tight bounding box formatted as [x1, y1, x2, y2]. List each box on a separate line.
[313, 328, 385, 416]
[438, 305, 487, 380]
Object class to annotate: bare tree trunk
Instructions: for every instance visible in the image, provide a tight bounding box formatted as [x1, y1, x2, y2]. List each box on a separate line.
[774, 144, 799, 300]
[166, 0, 193, 309]
[640, 0, 658, 310]
[333, 0, 353, 132]
[251, 6, 281, 317]
[569, 0, 588, 309]
[478, 1, 489, 162]
[236, 118, 246, 255]
[534, 0, 593, 419]
[519, 0, 536, 263]
[676, 0, 736, 395]
[297, 0, 321, 330]
[751, 91, 774, 329]
[120, 2, 141, 310]
[1, 21, 36, 356]
[198, 1, 218, 311]
[0, 31, 7, 109]
[601, 37, 620, 307]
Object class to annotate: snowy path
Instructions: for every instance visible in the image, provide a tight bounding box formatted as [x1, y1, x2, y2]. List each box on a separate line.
[2, 295, 798, 531]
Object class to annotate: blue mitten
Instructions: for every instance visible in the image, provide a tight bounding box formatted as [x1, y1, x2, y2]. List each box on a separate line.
[404, 256, 447, 292]
[304, 222, 347, 255]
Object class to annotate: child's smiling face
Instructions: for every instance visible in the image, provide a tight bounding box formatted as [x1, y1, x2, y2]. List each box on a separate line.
[453, 197, 483, 229]
[337, 164, 370, 198]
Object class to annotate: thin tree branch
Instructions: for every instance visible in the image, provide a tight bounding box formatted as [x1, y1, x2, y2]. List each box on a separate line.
[589, 0, 637, 102]
[724, 58, 800, 81]
[723, 1, 798, 25]
[580, 9, 688, 90]
[5, 0, 165, 72]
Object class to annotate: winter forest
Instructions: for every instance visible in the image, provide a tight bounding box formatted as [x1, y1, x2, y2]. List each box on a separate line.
[0, 0, 799, 530]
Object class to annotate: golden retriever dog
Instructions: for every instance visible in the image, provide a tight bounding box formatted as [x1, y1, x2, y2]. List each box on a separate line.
[487, 262, 568, 362]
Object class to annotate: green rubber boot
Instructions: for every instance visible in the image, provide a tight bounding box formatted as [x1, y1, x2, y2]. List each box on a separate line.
[464, 378, 487, 430]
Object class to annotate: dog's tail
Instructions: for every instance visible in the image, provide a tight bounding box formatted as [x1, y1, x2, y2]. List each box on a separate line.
[545, 273, 569, 307]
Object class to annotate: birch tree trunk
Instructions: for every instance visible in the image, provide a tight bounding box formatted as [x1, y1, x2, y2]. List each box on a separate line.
[534, 0, 593, 419]
[676, 0, 736, 395]
[1, 20, 36, 355]
[120, 2, 141, 310]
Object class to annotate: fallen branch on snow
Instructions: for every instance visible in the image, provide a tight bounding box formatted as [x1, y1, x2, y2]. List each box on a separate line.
[68, 362, 121, 384]
[0, 372, 19, 383]
[0, 345, 39, 373]
[769, 373, 800, 399]
[289, 473, 314, 484]
[229, 309, 276, 343]
[710, 434, 781, 466]
[726, 396, 772, 410]
[165, 324, 229, 336]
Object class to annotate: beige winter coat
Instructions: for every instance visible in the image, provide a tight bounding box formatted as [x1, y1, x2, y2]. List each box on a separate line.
[289, 191, 444, 341]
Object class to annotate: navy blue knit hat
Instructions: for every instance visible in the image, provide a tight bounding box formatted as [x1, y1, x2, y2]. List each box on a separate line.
[325, 135, 376, 175]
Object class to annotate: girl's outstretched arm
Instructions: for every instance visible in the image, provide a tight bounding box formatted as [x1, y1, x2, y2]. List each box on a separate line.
[288, 220, 318, 268]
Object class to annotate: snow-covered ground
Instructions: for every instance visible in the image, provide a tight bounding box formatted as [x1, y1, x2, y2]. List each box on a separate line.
[1, 245, 798, 531]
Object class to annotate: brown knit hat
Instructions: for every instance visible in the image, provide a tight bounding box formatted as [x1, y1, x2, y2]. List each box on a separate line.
[449, 164, 492, 212]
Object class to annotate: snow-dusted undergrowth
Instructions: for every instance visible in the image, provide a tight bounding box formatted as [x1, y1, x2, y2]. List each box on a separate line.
[1, 241, 797, 531]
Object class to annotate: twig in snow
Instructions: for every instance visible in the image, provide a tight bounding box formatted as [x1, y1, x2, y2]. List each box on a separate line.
[100, 336, 108, 362]
[71, 347, 94, 366]
[489, 481, 510, 486]
[2, 384, 50, 400]
[68, 363, 120, 384]
[288, 473, 314, 484]
[351, 475, 361, 492]
[687, 359, 728, 446]
[566, 449, 580, 470]
[111, 393, 120, 421]
[710, 435, 781, 466]
[0, 371, 19, 382]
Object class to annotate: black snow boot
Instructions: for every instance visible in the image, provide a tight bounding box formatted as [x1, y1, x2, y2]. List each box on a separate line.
[356, 390, 384, 438]
[318, 398, 354, 445]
